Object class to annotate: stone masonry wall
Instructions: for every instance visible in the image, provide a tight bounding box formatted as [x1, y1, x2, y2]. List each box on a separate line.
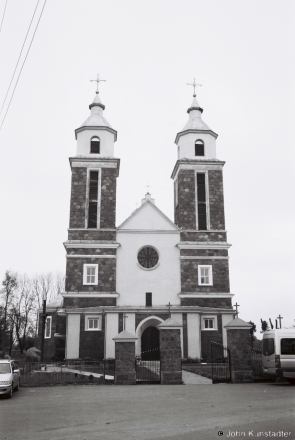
[227, 329, 252, 370]
[79, 315, 105, 360]
[180, 297, 232, 308]
[100, 168, 117, 229]
[69, 167, 87, 229]
[65, 257, 116, 292]
[67, 230, 116, 241]
[180, 259, 230, 292]
[201, 315, 223, 359]
[177, 169, 196, 229]
[135, 313, 170, 329]
[180, 231, 227, 242]
[159, 328, 182, 384]
[208, 170, 225, 230]
[63, 296, 116, 308]
[115, 341, 136, 385]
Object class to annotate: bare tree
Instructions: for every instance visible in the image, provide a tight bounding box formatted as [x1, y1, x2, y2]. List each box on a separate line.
[9, 275, 35, 354]
[0, 271, 18, 354]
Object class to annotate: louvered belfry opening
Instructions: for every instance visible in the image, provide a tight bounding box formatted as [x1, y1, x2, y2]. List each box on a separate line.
[195, 140, 204, 156]
[90, 137, 100, 153]
[88, 170, 99, 228]
[197, 173, 207, 230]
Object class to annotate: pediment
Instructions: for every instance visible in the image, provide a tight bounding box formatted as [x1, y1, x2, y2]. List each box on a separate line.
[118, 201, 179, 231]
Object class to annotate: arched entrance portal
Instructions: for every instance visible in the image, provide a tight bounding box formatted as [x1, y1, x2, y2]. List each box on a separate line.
[141, 327, 160, 360]
[135, 316, 164, 359]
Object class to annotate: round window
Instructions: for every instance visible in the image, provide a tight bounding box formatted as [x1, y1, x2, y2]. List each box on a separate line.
[137, 247, 159, 269]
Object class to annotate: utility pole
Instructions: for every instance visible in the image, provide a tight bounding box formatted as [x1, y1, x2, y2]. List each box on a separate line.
[40, 298, 47, 362]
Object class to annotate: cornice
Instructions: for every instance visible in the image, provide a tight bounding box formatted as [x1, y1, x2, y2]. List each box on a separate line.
[175, 128, 218, 144]
[178, 242, 231, 250]
[64, 241, 120, 249]
[179, 293, 234, 298]
[75, 125, 117, 141]
[171, 159, 225, 180]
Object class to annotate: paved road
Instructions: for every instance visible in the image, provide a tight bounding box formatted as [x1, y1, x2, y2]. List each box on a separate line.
[0, 382, 294, 440]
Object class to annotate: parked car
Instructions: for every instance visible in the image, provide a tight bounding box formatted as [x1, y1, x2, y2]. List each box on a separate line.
[0, 360, 20, 398]
[262, 329, 295, 384]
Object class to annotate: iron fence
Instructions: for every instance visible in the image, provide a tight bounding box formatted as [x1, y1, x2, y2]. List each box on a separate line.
[211, 341, 231, 384]
[16, 360, 115, 386]
[135, 359, 161, 383]
[251, 348, 263, 379]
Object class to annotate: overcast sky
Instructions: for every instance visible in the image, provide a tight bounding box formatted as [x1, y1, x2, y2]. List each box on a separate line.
[0, 0, 294, 333]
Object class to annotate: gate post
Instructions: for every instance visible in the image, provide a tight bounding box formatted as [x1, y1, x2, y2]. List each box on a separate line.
[158, 318, 182, 385]
[224, 317, 254, 383]
[113, 330, 137, 385]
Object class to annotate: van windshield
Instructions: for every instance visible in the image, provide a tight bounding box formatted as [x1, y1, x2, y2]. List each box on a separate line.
[281, 338, 295, 355]
[263, 338, 274, 356]
[0, 364, 11, 374]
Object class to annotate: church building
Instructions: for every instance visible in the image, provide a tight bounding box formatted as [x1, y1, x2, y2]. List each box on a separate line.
[38, 83, 235, 361]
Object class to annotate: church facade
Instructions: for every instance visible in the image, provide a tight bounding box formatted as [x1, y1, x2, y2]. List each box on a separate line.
[38, 87, 235, 361]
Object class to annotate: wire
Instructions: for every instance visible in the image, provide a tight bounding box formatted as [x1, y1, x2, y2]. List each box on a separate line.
[0, 0, 8, 36]
[0, 0, 40, 116]
[0, 0, 47, 130]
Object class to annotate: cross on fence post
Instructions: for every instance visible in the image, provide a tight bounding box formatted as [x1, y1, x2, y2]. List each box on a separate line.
[123, 313, 128, 331]
[277, 315, 283, 329]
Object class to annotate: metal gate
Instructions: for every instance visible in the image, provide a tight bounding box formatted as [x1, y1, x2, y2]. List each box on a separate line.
[251, 348, 263, 380]
[135, 358, 161, 384]
[211, 341, 231, 384]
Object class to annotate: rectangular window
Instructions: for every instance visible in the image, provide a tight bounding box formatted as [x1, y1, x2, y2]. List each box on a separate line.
[202, 316, 217, 330]
[174, 179, 178, 207]
[204, 319, 214, 329]
[146, 292, 152, 307]
[45, 316, 52, 339]
[83, 264, 98, 285]
[85, 316, 101, 331]
[88, 171, 99, 228]
[281, 338, 295, 355]
[263, 338, 275, 356]
[197, 173, 207, 230]
[198, 265, 213, 285]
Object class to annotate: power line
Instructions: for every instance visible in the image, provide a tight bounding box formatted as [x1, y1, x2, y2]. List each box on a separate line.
[0, 0, 40, 116]
[0, 0, 8, 37]
[0, 0, 47, 130]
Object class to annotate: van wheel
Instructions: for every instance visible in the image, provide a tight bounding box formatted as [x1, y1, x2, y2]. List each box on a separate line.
[287, 378, 295, 385]
[7, 387, 13, 399]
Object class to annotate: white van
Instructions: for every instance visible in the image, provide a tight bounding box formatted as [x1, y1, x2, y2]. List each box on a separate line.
[262, 329, 295, 385]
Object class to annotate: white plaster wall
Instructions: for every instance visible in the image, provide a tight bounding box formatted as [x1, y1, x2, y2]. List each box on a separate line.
[76, 129, 115, 157]
[171, 313, 183, 357]
[105, 313, 118, 358]
[187, 313, 201, 359]
[116, 230, 181, 306]
[178, 132, 216, 160]
[66, 314, 80, 359]
[120, 203, 176, 230]
[125, 313, 136, 335]
[222, 314, 235, 348]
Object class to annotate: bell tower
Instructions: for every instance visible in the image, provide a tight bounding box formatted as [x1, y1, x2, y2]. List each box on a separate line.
[63, 80, 120, 303]
[171, 84, 233, 309]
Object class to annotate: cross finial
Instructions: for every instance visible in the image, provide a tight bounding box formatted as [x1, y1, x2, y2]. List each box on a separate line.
[186, 78, 202, 97]
[277, 314, 283, 329]
[168, 302, 171, 318]
[123, 313, 128, 331]
[234, 302, 240, 317]
[90, 73, 106, 94]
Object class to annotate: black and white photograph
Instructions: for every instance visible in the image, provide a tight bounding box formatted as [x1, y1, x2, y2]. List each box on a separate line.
[0, 1, 294, 439]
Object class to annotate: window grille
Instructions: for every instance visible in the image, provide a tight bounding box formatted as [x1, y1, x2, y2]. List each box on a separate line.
[88, 171, 99, 228]
[197, 173, 207, 230]
[138, 247, 159, 269]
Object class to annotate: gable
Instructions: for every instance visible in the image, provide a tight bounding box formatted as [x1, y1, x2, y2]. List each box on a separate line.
[118, 201, 178, 231]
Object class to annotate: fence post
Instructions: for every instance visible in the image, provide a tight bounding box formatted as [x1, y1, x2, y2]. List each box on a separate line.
[157, 318, 182, 385]
[224, 317, 254, 383]
[113, 330, 137, 385]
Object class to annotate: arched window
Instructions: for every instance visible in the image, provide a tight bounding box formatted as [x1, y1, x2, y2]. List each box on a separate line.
[195, 139, 204, 156]
[90, 136, 100, 154]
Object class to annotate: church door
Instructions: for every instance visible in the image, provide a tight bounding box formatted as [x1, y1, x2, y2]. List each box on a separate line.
[141, 327, 160, 360]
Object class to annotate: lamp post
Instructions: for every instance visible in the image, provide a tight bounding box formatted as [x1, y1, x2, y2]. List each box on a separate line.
[40, 296, 47, 362]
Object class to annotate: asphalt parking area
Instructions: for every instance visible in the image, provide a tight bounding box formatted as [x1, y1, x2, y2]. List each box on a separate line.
[0, 382, 294, 440]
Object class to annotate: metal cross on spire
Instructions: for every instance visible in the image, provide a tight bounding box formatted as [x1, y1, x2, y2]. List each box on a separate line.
[234, 302, 240, 317]
[90, 73, 106, 94]
[186, 78, 202, 97]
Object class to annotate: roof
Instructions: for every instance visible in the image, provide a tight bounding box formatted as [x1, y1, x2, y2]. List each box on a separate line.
[45, 295, 64, 309]
[118, 199, 179, 231]
[224, 317, 252, 329]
